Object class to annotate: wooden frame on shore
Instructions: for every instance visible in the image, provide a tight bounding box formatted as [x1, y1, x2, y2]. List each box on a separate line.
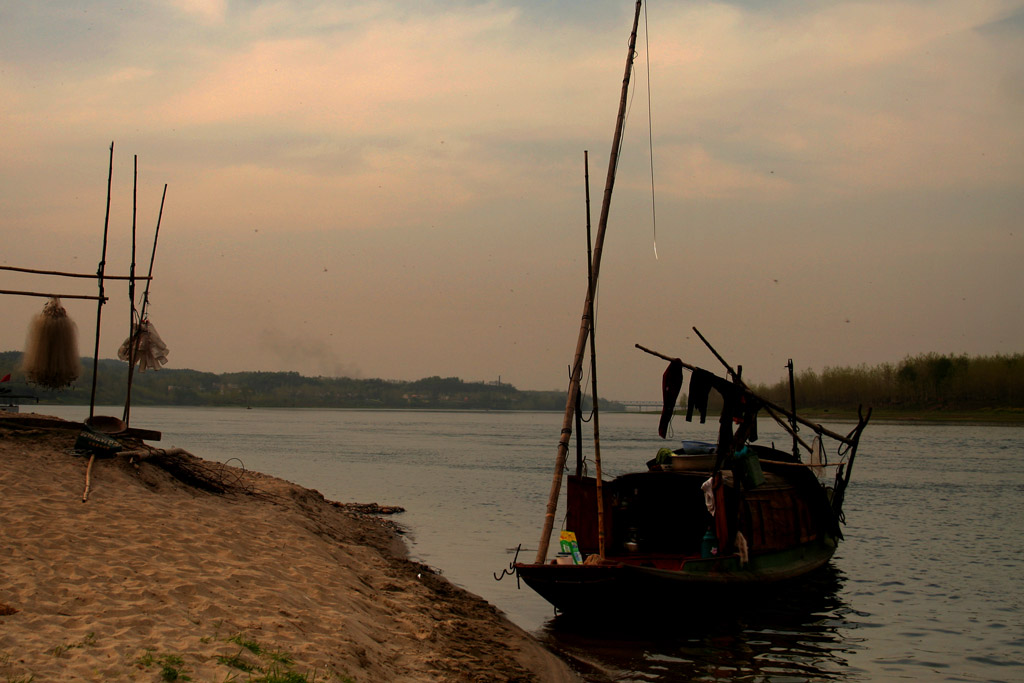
[0, 142, 166, 421]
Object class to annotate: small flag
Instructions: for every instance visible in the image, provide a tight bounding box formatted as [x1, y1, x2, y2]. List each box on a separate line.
[0, 374, 10, 382]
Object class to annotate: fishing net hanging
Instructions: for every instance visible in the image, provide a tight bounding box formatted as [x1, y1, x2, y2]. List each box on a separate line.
[22, 297, 81, 389]
[118, 320, 169, 371]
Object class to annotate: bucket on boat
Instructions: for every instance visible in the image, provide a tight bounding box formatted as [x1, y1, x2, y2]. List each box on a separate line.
[733, 446, 765, 488]
[701, 530, 717, 558]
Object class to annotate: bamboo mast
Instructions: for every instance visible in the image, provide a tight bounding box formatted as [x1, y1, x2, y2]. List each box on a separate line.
[584, 150, 607, 559]
[787, 358, 800, 460]
[535, 0, 643, 565]
[88, 142, 114, 419]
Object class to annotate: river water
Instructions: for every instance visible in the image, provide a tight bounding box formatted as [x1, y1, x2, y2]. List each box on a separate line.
[41, 405, 1024, 682]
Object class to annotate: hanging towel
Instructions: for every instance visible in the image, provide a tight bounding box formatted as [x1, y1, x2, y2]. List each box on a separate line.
[658, 358, 683, 438]
[686, 368, 714, 424]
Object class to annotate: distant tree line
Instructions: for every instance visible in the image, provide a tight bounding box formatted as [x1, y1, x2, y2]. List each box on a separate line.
[0, 351, 618, 412]
[749, 352, 1023, 414]
[4, 351, 1020, 415]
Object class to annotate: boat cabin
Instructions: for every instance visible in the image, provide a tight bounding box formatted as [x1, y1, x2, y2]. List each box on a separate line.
[565, 445, 836, 569]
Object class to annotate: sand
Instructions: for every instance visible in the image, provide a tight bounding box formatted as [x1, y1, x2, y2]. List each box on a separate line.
[0, 413, 581, 682]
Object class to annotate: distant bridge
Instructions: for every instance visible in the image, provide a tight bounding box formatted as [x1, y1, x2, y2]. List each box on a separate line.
[617, 400, 662, 413]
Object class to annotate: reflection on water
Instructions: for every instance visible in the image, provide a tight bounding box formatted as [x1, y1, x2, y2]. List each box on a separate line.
[542, 565, 856, 682]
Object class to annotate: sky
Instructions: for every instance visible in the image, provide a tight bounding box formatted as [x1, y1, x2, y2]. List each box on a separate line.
[1, 0, 1022, 401]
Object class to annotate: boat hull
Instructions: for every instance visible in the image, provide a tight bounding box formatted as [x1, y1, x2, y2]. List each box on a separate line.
[516, 537, 837, 614]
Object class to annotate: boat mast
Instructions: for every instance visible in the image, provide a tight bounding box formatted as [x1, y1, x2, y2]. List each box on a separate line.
[535, 0, 643, 565]
[787, 359, 800, 460]
[584, 150, 607, 559]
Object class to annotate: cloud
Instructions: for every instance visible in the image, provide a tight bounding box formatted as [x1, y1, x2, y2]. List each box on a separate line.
[643, 1, 1024, 196]
[168, 0, 228, 25]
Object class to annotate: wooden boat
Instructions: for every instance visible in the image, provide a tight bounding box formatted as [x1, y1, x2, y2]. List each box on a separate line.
[516, 358, 870, 614]
[512, 1, 870, 615]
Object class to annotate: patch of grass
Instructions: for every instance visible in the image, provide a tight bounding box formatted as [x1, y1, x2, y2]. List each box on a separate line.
[158, 654, 191, 682]
[263, 649, 294, 666]
[49, 632, 96, 657]
[218, 635, 335, 682]
[216, 650, 256, 672]
[135, 633, 353, 683]
[135, 651, 191, 682]
[226, 634, 262, 656]
[251, 666, 314, 683]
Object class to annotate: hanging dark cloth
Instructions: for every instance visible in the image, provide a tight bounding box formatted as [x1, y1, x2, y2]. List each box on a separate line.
[658, 358, 683, 438]
[734, 396, 760, 443]
[686, 368, 715, 424]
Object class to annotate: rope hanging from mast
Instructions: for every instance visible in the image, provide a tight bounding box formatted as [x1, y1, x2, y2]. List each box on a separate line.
[643, 0, 658, 260]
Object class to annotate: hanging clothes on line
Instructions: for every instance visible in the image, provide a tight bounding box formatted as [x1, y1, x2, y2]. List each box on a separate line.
[658, 358, 683, 438]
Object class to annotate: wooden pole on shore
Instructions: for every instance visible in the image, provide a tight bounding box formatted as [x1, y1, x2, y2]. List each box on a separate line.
[124, 156, 139, 422]
[0, 289, 107, 301]
[535, 0, 643, 565]
[0, 266, 149, 281]
[89, 142, 114, 419]
[122, 182, 167, 425]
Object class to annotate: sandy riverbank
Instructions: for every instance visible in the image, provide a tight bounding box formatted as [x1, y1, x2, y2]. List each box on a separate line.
[0, 413, 581, 682]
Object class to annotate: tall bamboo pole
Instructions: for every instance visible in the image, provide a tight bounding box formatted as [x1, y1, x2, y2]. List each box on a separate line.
[584, 150, 607, 559]
[123, 156, 139, 422]
[535, 0, 643, 565]
[123, 183, 167, 425]
[89, 142, 114, 419]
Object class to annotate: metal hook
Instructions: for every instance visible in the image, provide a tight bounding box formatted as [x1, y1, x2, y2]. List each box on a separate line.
[493, 543, 523, 589]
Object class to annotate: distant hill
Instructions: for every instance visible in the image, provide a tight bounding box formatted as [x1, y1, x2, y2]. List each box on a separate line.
[0, 351, 621, 412]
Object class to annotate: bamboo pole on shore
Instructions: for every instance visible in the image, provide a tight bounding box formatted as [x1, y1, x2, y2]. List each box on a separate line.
[0, 289, 107, 301]
[88, 142, 115, 419]
[123, 182, 167, 426]
[0, 266, 150, 281]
